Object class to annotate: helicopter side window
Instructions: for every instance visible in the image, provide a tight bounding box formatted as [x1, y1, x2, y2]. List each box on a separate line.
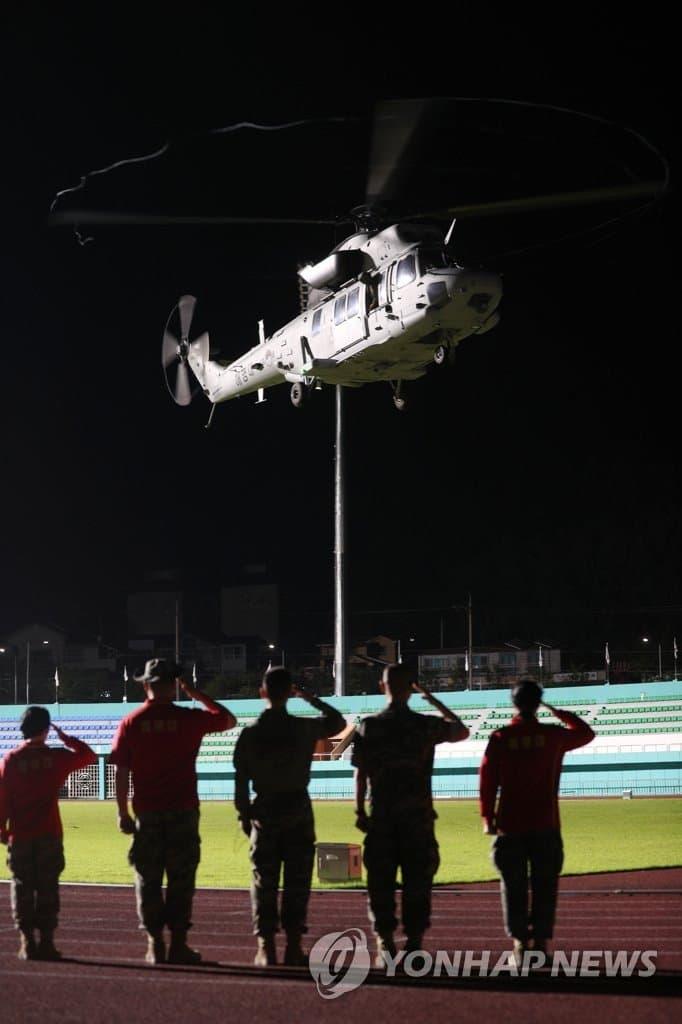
[312, 309, 323, 336]
[396, 254, 416, 288]
[346, 288, 360, 318]
[334, 295, 347, 325]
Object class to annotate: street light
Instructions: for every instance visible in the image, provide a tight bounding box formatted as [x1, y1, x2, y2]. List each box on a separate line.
[640, 637, 662, 680]
[267, 643, 285, 668]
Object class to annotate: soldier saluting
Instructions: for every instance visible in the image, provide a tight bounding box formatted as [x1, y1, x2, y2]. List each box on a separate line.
[353, 664, 469, 967]
[233, 666, 345, 967]
[110, 659, 235, 965]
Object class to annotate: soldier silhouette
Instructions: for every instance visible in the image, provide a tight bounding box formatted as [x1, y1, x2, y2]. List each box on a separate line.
[0, 706, 97, 960]
[352, 664, 469, 966]
[479, 679, 595, 966]
[110, 659, 235, 965]
[233, 666, 345, 967]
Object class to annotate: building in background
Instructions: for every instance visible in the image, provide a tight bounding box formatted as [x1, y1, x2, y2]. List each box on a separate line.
[419, 645, 562, 689]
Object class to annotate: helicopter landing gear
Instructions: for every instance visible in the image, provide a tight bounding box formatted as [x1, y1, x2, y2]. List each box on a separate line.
[390, 380, 406, 412]
[290, 382, 306, 408]
[434, 344, 447, 366]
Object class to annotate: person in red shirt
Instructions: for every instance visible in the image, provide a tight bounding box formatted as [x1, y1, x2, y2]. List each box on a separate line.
[0, 705, 96, 960]
[479, 679, 594, 965]
[109, 658, 235, 966]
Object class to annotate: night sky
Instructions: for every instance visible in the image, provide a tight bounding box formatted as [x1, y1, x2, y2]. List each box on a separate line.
[2, 10, 677, 657]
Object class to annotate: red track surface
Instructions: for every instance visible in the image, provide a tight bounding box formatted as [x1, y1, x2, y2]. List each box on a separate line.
[1, 869, 680, 1023]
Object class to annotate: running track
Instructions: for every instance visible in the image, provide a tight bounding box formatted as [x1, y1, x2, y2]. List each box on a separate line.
[1, 869, 680, 1023]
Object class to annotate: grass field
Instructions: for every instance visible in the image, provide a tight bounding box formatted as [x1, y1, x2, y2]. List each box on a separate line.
[1, 798, 680, 888]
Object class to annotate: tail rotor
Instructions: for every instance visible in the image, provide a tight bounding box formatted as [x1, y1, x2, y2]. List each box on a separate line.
[162, 295, 205, 406]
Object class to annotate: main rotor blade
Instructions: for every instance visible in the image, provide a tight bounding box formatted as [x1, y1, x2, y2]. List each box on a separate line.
[49, 210, 343, 227]
[174, 361, 192, 406]
[366, 98, 429, 204]
[405, 180, 666, 221]
[178, 295, 196, 340]
[162, 330, 180, 369]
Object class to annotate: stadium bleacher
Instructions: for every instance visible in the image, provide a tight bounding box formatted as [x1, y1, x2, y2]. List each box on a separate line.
[1, 682, 680, 799]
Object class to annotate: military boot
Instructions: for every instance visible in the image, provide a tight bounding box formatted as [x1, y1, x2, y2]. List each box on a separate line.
[374, 934, 397, 970]
[283, 933, 308, 967]
[254, 935, 277, 967]
[167, 931, 202, 965]
[17, 931, 38, 961]
[508, 938, 526, 970]
[145, 931, 166, 965]
[36, 931, 62, 961]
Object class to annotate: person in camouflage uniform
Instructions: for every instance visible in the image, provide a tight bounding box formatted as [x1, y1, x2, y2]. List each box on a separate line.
[353, 664, 469, 966]
[0, 706, 96, 960]
[110, 659, 235, 965]
[234, 666, 345, 967]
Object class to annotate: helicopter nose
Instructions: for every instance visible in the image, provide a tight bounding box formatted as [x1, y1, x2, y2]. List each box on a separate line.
[452, 269, 503, 311]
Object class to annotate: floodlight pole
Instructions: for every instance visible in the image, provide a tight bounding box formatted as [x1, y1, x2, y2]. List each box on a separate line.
[333, 385, 346, 696]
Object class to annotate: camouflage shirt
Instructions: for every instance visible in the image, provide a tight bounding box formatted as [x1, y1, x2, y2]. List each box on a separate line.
[352, 703, 468, 819]
[233, 703, 345, 812]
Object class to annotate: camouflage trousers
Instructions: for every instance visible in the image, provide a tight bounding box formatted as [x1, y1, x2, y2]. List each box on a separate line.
[6, 836, 65, 933]
[128, 809, 201, 935]
[363, 814, 440, 940]
[249, 792, 315, 938]
[491, 829, 564, 942]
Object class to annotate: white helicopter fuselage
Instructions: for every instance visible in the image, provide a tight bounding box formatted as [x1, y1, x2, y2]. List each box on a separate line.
[187, 223, 502, 404]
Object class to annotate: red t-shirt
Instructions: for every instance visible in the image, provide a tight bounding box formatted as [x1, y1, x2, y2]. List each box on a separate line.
[0, 739, 97, 842]
[109, 700, 232, 814]
[479, 710, 594, 834]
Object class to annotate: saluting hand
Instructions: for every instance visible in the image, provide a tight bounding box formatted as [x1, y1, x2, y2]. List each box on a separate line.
[292, 684, 315, 703]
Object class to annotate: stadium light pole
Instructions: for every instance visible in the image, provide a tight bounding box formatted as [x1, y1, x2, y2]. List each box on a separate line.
[333, 385, 346, 697]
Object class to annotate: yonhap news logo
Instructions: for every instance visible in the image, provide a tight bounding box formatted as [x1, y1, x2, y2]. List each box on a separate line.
[308, 928, 371, 998]
[309, 928, 658, 997]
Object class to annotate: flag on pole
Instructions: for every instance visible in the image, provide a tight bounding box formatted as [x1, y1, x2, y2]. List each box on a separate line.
[54, 668, 60, 689]
[123, 665, 128, 682]
[123, 664, 128, 702]
[674, 637, 678, 659]
[538, 646, 543, 668]
[192, 662, 198, 684]
[605, 642, 610, 666]
[464, 651, 469, 672]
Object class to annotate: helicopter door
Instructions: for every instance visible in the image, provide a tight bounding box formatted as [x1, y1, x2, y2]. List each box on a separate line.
[366, 268, 393, 342]
[332, 288, 364, 353]
[392, 252, 417, 326]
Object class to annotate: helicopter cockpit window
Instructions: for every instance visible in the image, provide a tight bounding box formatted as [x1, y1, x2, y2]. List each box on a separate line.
[346, 288, 360, 319]
[420, 248, 449, 271]
[312, 309, 323, 336]
[396, 254, 416, 288]
[334, 295, 347, 325]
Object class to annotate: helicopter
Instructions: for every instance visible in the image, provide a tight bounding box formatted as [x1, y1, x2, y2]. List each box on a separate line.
[50, 98, 667, 415]
[163, 216, 503, 413]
